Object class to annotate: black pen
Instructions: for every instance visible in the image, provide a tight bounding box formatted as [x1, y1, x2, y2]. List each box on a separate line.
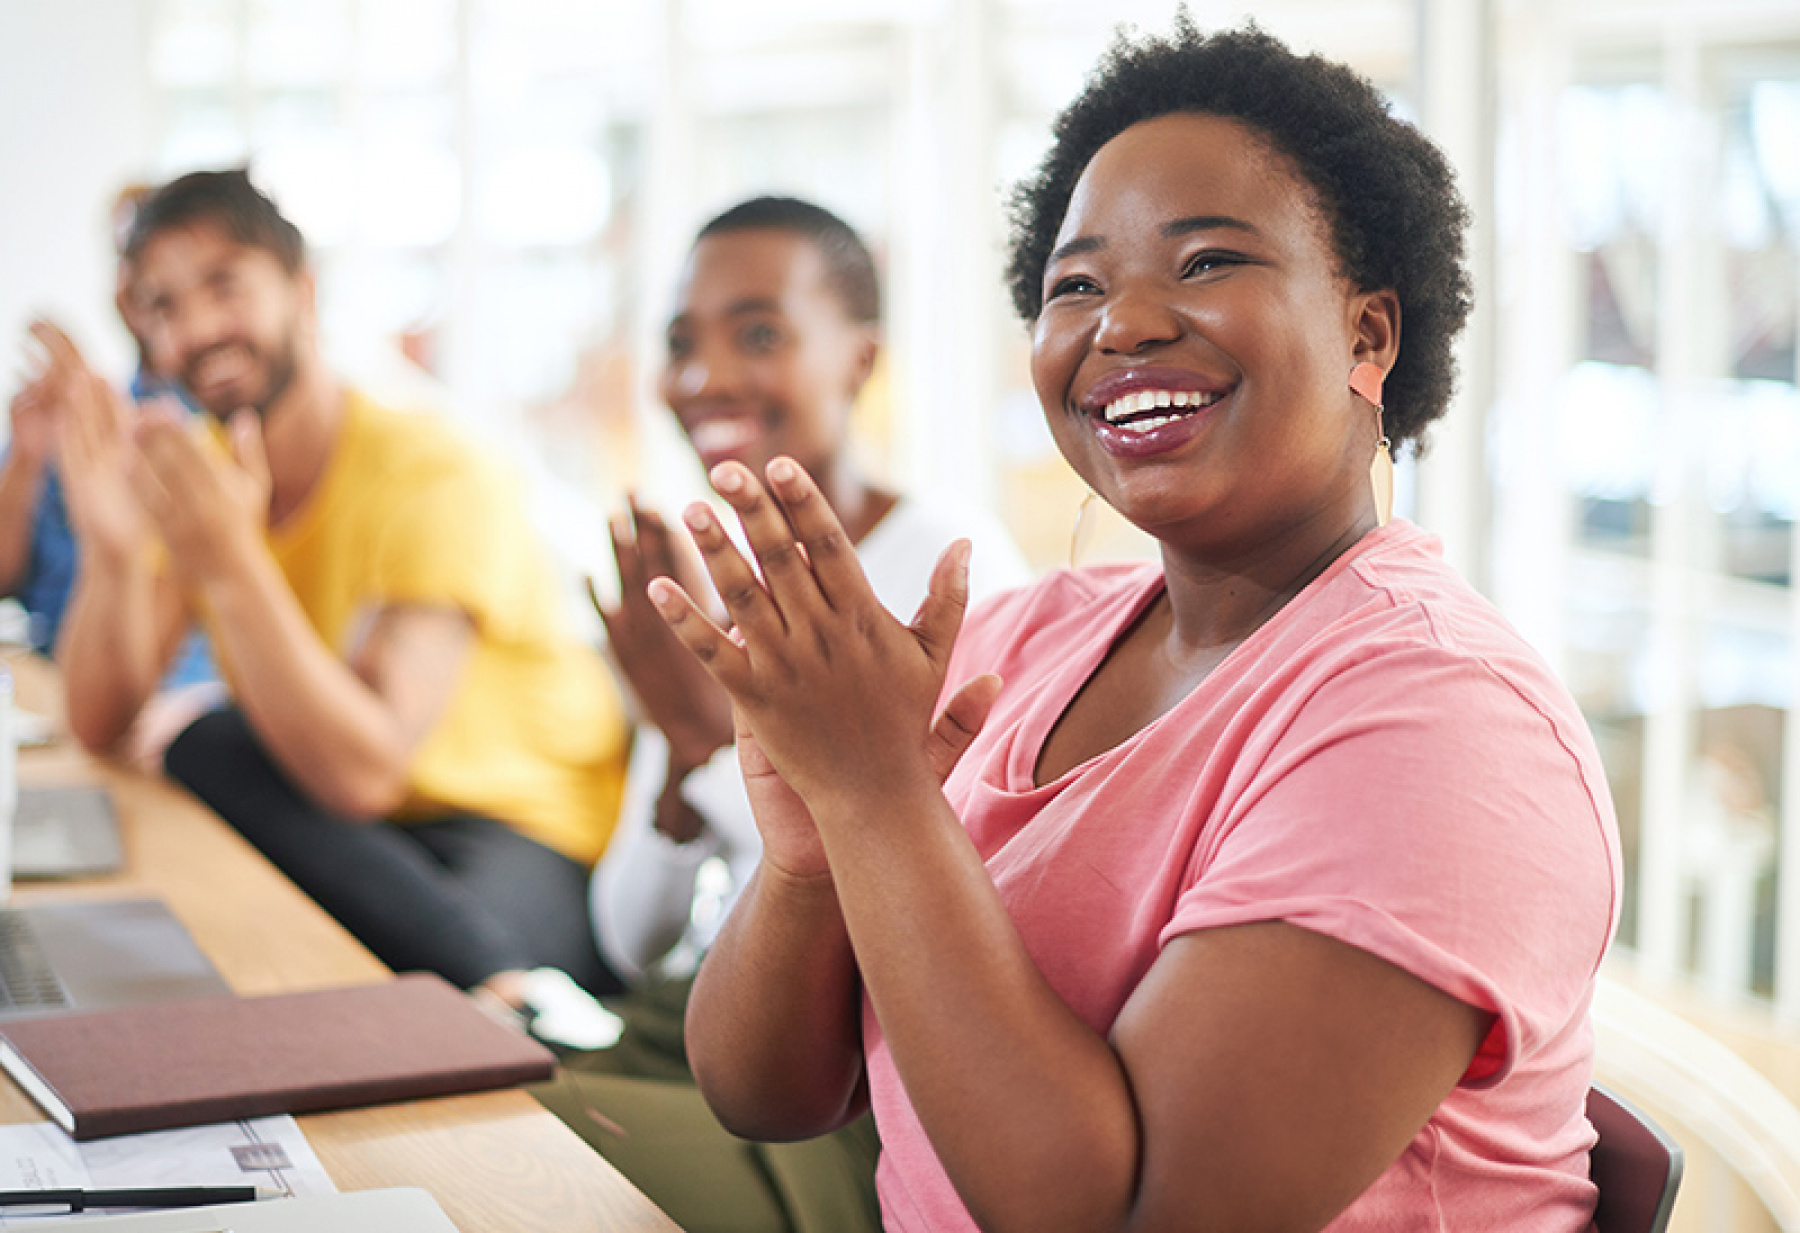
[0, 1185, 284, 1210]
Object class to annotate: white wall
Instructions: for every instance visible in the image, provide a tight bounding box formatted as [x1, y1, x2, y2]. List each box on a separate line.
[0, 0, 152, 392]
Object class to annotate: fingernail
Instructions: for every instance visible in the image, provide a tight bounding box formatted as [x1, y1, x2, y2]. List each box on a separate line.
[769, 458, 799, 483]
[711, 465, 743, 493]
[683, 503, 711, 531]
[647, 579, 680, 612]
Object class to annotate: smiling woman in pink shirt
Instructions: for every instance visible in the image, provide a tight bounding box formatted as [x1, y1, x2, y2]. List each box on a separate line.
[647, 20, 1621, 1233]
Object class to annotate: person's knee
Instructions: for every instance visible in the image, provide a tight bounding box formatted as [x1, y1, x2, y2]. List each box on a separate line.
[164, 706, 262, 793]
[163, 707, 304, 845]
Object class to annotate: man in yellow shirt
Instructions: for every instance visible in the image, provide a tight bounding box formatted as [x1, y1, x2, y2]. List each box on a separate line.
[53, 169, 628, 1039]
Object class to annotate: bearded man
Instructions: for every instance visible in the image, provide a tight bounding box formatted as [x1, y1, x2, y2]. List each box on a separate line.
[55, 169, 628, 1044]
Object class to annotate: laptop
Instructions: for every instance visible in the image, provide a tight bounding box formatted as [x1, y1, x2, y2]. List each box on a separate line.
[0, 899, 229, 1022]
[14, 784, 126, 880]
[7, 1187, 461, 1231]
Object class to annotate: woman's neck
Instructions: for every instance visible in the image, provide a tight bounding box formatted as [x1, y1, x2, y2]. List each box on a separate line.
[813, 460, 899, 548]
[1156, 510, 1377, 658]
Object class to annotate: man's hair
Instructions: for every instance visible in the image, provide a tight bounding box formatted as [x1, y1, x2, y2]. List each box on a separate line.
[697, 196, 881, 325]
[124, 167, 306, 275]
[1003, 19, 1473, 453]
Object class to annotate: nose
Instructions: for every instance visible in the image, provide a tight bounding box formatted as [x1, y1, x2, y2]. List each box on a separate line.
[1094, 284, 1181, 356]
[670, 357, 710, 399]
[163, 296, 234, 368]
[666, 338, 740, 402]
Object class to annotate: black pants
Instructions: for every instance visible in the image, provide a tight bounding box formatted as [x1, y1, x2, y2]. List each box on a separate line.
[165, 707, 620, 996]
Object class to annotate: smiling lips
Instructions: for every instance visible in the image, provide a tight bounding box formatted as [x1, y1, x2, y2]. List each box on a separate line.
[1075, 371, 1230, 458]
[1098, 387, 1222, 434]
[188, 344, 256, 396]
[684, 415, 759, 462]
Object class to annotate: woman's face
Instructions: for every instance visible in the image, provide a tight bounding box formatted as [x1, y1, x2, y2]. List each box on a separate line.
[1030, 112, 1395, 556]
[660, 228, 876, 480]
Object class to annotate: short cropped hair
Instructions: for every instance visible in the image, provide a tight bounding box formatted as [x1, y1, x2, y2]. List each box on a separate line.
[1004, 20, 1472, 453]
[697, 197, 881, 326]
[124, 167, 306, 275]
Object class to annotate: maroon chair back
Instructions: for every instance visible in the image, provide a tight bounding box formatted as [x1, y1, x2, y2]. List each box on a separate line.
[1588, 1084, 1684, 1233]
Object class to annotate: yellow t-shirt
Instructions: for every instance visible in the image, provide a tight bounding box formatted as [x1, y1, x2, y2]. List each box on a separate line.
[252, 390, 626, 865]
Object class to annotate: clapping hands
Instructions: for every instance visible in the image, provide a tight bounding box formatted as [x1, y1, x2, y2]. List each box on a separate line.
[26, 321, 271, 586]
[643, 457, 998, 879]
[594, 495, 736, 778]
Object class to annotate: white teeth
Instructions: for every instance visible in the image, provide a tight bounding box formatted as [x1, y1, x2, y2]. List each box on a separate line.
[1101, 388, 1220, 424]
[1119, 414, 1177, 433]
[688, 419, 756, 454]
[194, 347, 251, 386]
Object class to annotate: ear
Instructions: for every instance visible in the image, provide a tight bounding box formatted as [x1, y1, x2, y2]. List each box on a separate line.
[846, 325, 880, 400]
[296, 266, 319, 316]
[290, 266, 324, 354]
[1350, 289, 1400, 373]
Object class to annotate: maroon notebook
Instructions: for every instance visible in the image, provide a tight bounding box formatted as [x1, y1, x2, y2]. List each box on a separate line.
[0, 972, 555, 1139]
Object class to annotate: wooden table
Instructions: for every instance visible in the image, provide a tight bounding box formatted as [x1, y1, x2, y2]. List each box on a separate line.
[1, 653, 682, 1232]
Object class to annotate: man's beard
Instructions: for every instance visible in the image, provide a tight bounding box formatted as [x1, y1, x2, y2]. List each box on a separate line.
[184, 332, 300, 420]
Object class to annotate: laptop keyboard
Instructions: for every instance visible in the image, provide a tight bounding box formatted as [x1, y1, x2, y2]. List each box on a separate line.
[0, 911, 72, 1010]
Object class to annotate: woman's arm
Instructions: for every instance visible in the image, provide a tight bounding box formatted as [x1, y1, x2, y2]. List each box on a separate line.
[687, 876, 868, 1138]
[591, 730, 721, 982]
[680, 660, 1001, 1142]
[822, 784, 1487, 1232]
[663, 458, 1491, 1231]
[683, 723, 869, 1140]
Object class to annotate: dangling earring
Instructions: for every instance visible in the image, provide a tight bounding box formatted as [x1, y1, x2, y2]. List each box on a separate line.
[1349, 361, 1393, 527]
[1069, 490, 1097, 569]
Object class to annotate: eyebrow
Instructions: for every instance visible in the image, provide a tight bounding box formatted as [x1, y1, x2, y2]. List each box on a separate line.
[1048, 236, 1103, 264]
[1164, 214, 1258, 239]
[666, 297, 784, 332]
[1048, 214, 1260, 265]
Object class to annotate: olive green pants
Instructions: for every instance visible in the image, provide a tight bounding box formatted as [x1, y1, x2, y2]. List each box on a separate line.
[531, 973, 882, 1233]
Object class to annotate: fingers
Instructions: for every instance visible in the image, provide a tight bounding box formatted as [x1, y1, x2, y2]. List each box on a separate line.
[627, 494, 681, 581]
[131, 405, 203, 485]
[607, 509, 645, 609]
[909, 539, 973, 669]
[611, 496, 688, 609]
[708, 462, 822, 621]
[682, 476, 790, 644]
[28, 321, 89, 388]
[227, 410, 271, 495]
[9, 378, 47, 425]
[586, 575, 618, 632]
[646, 498, 720, 619]
[59, 372, 120, 476]
[646, 574, 751, 686]
[120, 423, 178, 531]
[760, 457, 870, 611]
[925, 673, 1002, 783]
[131, 410, 234, 540]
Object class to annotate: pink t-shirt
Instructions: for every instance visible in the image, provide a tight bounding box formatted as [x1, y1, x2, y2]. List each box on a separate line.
[865, 521, 1621, 1232]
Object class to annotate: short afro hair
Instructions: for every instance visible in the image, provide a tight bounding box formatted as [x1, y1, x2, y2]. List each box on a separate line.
[697, 196, 881, 326]
[125, 167, 306, 276]
[1004, 19, 1472, 454]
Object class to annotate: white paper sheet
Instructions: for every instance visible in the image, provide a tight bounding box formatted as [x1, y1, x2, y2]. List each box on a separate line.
[0, 1117, 335, 1223]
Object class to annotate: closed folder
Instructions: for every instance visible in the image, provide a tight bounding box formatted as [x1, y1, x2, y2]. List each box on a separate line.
[0, 972, 555, 1140]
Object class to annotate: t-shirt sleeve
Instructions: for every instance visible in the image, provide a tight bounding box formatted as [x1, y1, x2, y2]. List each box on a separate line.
[365, 459, 538, 642]
[1162, 643, 1617, 1085]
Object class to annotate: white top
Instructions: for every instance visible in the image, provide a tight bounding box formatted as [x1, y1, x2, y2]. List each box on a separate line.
[591, 493, 1033, 982]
